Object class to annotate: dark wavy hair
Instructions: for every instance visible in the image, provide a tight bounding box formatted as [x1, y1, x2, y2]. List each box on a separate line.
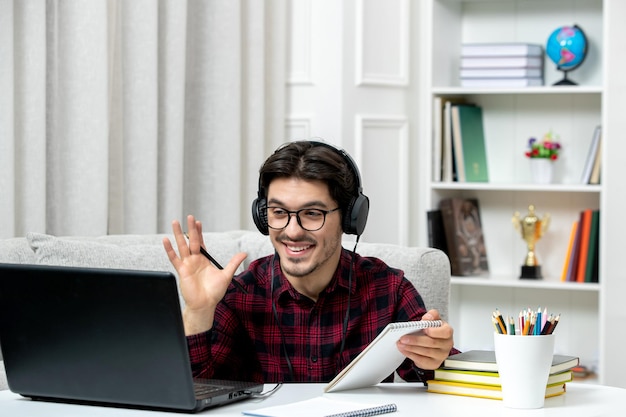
[258, 141, 358, 212]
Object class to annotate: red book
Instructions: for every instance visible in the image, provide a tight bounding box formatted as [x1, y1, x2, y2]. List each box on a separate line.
[575, 209, 593, 283]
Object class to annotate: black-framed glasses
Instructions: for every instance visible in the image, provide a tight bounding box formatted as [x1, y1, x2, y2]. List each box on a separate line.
[266, 206, 340, 232]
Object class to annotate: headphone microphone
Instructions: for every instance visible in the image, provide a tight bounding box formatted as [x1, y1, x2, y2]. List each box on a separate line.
[251, 140, 369, 236]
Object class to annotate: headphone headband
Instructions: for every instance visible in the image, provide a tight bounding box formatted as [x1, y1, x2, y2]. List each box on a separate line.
[251, 140, 369, 236]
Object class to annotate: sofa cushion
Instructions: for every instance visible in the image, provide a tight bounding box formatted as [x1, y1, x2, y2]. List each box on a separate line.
[27, 232, 177, 273]
[0, 237, 36, 264]
[235, 232, 274, 267]
[26, 232, 243, 310]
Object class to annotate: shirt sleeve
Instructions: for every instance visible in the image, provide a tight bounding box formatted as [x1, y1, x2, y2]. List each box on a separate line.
[187, 331, 213, 379]
[185, 304, 265, 382]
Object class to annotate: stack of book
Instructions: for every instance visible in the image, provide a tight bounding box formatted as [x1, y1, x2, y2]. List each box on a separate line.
[561, 208, 600, 283]
[431, 97, 489, 183]
[427, 350, 578, 400]
[460, 43, 544, 87]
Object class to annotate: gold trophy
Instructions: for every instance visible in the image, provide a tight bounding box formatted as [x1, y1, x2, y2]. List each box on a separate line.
[512, 205, 550, 279]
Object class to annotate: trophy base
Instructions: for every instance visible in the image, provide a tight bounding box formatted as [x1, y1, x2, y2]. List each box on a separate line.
[520, 265, 543, 279]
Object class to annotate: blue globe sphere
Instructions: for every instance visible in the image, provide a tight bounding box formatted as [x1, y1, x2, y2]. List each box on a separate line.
[546, 25, 588, 71]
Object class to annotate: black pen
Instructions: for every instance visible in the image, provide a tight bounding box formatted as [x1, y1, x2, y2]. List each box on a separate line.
[184, 233, 248, 294]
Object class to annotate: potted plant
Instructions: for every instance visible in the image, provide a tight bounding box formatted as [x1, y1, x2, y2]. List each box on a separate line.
[525, 131, 561, 183]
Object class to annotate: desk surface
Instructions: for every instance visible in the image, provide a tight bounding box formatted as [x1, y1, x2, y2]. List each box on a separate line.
[1, 382, 625, 416]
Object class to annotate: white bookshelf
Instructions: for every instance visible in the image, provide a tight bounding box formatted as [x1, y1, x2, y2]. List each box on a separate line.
[419, 0, 626, 387]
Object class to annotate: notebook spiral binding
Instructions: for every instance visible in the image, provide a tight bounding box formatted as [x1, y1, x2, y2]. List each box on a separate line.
[389, 320, 442, 330]
[325, 403, 398, 417]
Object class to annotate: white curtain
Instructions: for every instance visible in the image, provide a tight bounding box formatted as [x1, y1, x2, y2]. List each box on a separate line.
[0, 0, 287, 238]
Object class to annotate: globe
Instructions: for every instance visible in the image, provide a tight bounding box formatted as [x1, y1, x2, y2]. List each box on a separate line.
[546, 25, 588, 85]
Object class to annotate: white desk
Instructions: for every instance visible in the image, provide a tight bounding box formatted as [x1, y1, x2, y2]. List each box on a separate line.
[1, 382, 625, 416]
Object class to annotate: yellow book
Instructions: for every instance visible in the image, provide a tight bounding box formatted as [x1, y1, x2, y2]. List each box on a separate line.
[426, 379, 566, 400]
[561, 221, 579, 282]
[433, 368, 572, 387]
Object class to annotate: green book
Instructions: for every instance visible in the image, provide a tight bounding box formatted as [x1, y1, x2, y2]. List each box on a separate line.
[451, 104, 489, 182]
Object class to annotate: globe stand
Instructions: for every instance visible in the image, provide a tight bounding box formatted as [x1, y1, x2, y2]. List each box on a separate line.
[553, 70, 577, 86]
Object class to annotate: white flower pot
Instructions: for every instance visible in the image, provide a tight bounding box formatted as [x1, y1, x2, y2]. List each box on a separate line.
[530, 158, 554, 184]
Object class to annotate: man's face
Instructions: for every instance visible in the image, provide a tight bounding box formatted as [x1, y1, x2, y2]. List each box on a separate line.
[266, 177, 343, 281]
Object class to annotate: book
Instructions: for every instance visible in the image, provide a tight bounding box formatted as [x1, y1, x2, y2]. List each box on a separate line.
[426, 379, 566, 400]
[461, 56, 543, 69]
[590, 213, 600, 283]
[584, 210, 600, 283]
[243, 397, 397, 417]
[432, 96, 443, 182]
[426, 209, 449, 255]
[437, 97, 466, 182]
[433, 368, 572, 387]
[443, 100, 455, 182]
[580, 125, 602, 184]
[461, 77, 543, 87]
[438, 198, 489, 276]
[324, 320, 442, 393]
[561, 220, 579, 282]
[460, 68, 543, 79]
[442, 350, 579, 375]
[576, 209, 593, 283]
[589, 135, 603, 184]
[461, 43, 543, 57]
[450, 105, 466, 182]
[451, 104, 489, 182]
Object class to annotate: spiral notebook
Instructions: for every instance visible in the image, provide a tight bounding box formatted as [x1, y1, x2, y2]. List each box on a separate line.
[243, 397, 397, 417]
[324, 320, 442, 392]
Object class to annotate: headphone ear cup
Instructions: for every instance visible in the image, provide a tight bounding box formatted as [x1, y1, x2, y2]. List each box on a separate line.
[342, 194, 369, 235]
[252, 198, 269, 235]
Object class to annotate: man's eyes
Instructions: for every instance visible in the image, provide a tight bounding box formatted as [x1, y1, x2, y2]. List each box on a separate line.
[270, 208, 323, 217]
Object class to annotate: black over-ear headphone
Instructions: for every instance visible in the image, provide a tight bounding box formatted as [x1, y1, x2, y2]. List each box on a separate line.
[251, 140, 369, 236]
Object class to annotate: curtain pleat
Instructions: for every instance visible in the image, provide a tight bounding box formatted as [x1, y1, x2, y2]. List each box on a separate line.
[119, 0, 159, 234]
[48, 0, 110, 235]
[0, 0, 286, 238]
[15, 0, 47, 235]
[183, 0, 242, 232]
[156, 0, 187, 233]
[0, 0, 15, 236]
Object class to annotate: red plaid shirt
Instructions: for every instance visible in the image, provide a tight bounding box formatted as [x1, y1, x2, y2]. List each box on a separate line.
[187, 248, 448, 383]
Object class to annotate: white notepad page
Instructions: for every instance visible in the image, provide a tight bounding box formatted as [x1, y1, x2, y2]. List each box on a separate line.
[324, 320, 442, 392]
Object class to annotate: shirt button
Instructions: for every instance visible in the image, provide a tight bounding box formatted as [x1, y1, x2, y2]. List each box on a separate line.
[311, 356, 318, 363]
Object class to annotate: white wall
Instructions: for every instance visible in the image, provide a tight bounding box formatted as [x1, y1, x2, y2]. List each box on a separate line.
[285, 0, 422, 246]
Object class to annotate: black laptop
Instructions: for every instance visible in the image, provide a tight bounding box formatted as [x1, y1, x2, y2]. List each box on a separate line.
[0, 263, 263, 412]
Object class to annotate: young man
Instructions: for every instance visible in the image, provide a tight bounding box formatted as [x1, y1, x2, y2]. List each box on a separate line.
[163, 140, 455, 383]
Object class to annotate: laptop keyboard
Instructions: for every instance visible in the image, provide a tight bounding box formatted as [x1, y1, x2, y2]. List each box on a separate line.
[193, 383, 230, 398]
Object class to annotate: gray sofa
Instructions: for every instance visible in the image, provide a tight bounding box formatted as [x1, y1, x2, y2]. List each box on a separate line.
[0, 230, 450, 391]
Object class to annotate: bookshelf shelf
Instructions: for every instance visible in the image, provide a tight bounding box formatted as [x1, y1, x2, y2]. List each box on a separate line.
[418, 0, 626, 387]
[431, 183, 602, 193]
[432, 86, 603, 96]
[450, 277, 600, 292]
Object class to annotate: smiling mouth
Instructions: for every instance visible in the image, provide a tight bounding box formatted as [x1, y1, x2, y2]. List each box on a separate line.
[286, 244, 312, 252]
